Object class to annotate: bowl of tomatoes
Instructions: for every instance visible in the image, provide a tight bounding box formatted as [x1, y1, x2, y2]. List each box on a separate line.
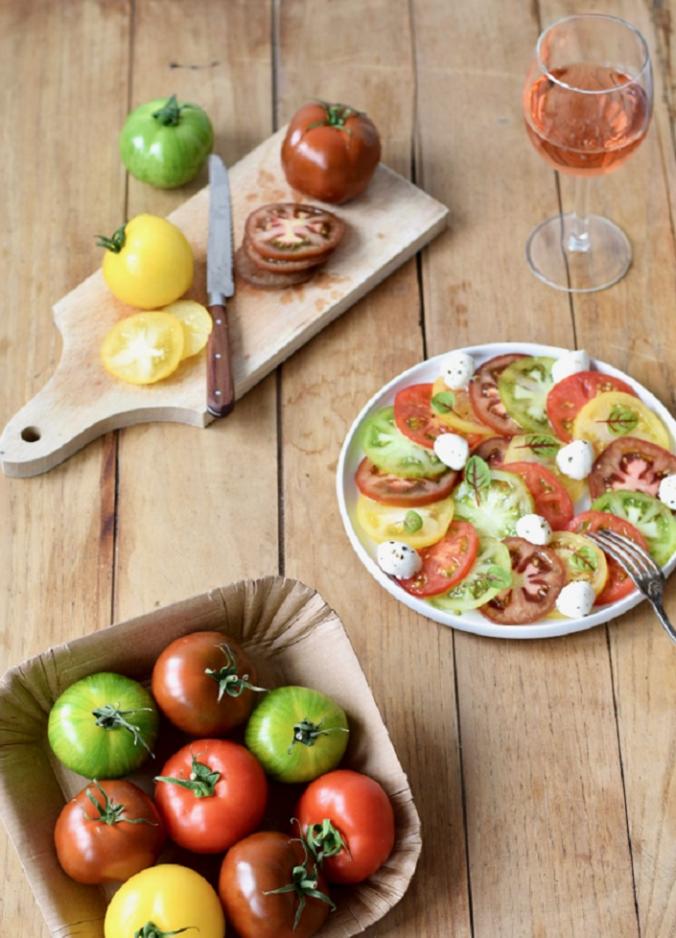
[0, 577, 421, 937]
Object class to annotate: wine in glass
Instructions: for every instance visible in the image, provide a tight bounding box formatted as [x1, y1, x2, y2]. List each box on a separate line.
[523, 14, 653, 292]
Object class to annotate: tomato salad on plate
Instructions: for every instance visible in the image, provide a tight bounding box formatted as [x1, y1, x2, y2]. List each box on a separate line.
[339, 343, 676, 637]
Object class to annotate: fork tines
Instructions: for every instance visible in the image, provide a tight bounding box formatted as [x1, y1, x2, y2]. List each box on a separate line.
[588, 529, 664, 590]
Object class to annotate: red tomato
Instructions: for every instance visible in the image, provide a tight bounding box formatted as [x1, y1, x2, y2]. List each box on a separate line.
[481, 537, 566, 624]
[472, 436, 510, 467]
[399, 521, 479, 597]
[502, 461, 574, 530]
[469, 354, 526, 436]
[588, 437, 676, 500]
[54, 780, 165, 885]
[219, 831, 332, 938]
[151, 631, 264, 736]
[546, 370, 637, 442]
[245, 203, 345, 261]
[567, 511, 648, 604]
[297, 769, 395, 884]
[355, 457, 457, 506]
[154, 739, 267, 853]
[394, 383, 451, 449]
[281, 101, 381, 204]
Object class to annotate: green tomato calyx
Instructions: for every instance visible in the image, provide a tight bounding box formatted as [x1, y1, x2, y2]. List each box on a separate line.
[134, 923, 194, 938]
[264, 840, 335, 930]
[152, 94, 184, 127]
[85, 780, 158, 827]
[305, 817, 346, 863]
[203, 643, 266, 702]
[96, 224, 127, 254]
[291, 719, 349, 750]
[305, 100, 358, 135]
[91, 703, 155, 756]
[155, 755, 220, 799]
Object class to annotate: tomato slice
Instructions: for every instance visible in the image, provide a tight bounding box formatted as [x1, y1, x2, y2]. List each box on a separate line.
[356, 493, 455, 549]
[398, 521, 479, 597]
[573, 391, 671, 453]
[588, 437, 676, 500]
[590, 490, 676, 567]
[361, 406, 447, 479]
[163, 300, 213, 360]
[481, 537, 566, 624]
[503, 433, 586, 504]
[502, 461, 574, 530]
[568, 510, 648, 604]
[548, 531, 608, 597]
[355, 458, 457, 507]
[453, 468, 534, 540]
[497, 356, 555, 434]
[430, 377, 493, 446]
[546, 371, 637, 442]
[245, 203, 345, 260]
[472, 436, 510, 467]
[469, 354, 526, 436]
[100, 312, 185, 385]
[394, 384, 452, 450]
[428, 537, 512, 611]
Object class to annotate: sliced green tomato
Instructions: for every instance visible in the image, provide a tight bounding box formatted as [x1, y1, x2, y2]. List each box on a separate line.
[429, 538, 512, 612]
[498, 356, 555, 433]
[591, 490, 676, 567]
[572, 390, 671, 453]
[356, 494, 455, 549]
[504, 433, 586, 503]
[360, 406, 447, 479]
[549, 531, 608, 596]
[453, 468, 534, 540]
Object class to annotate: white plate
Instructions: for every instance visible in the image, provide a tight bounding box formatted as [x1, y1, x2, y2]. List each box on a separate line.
[337, 342, 676, 639]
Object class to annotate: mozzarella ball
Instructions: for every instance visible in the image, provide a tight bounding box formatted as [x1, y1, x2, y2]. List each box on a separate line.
[555, 581, 596, 619]
[433, 433, 469, 470]
[658, 473, 676, 510]
[376, 540, 423, 579]
[556, 439, 594, 480]
[515, 513, 552, 546]
[442, 350, 475, 389]
[552, 349, 591, 384]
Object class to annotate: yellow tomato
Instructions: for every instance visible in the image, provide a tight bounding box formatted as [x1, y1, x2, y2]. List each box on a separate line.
[104, 864, 225, 938]
[549, 531, 608, 596]
[573, 391, 671, 452]
[164, 299, 213, 359]
[504, 433, 586, 503]
[356, 493, 454, 549]
[431, 377, 492, 439]
[101, 311, 184, 385]
[99, 214, 194, 309]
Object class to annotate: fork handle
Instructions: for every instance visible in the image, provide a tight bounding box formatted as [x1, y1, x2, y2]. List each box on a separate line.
[650, 599, 676, 645]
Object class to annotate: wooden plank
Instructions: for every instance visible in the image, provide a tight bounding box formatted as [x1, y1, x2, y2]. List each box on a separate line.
[414, 0, 639, 934]
[539, 2, 676, 935]
[114, 0, 278, 621]
[276, 1, 472, 934]
[0, 2, 131, 935]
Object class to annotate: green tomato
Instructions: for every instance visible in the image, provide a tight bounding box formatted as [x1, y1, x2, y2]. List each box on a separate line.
[120, 95, 214, 189]
[429, 537, 512, 612]
[498, 356, 555, 433]
[591, 490, 676, 567]
[360, 406, 447, 479]
[453, 468, 534, 540]
[245, 686, 349, 783]
[48, 672, 159, 778]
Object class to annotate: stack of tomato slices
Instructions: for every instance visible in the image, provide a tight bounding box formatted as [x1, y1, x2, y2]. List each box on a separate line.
[354, 352, 676, 625]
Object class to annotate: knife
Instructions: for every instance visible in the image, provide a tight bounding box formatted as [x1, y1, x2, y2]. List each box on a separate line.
[206, 154, 235, 418]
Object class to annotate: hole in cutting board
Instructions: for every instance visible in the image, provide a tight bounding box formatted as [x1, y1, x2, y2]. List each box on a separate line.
[21, 426, 41, 443]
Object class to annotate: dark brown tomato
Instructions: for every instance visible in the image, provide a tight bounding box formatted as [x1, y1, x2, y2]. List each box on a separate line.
[355, 458, 457, 506]
[219, 831, 331, 938]
[469, 354, 526, 436]
[588, 436, 676, 499]
[235, 245, 314, 289]
[245, 203, 345, 261]
[244, 236, 328, 273]
[481, 536, 566, 624]
[54, 780, 165, 885]
[151, 631, 264, 736]
[472, 436, 510, 467]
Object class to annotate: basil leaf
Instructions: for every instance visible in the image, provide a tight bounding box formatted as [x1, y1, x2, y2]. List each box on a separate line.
[464, 455, 491, 504]
[522, 434, 560, 458]
[606, 404, 639, 435]
[431, 390, 456, 414]
[569, 547, 597, 573]
[403, 510, 423, 533]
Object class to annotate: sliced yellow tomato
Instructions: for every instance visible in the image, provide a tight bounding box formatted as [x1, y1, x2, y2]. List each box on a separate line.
[356, 494, 454, 549]
[164, 300, 213, 359]
[504, 433, 586, 502]
[573, 391, 671, 452]
[549, 531, 608, 595]
[431, 377, 492, 439]
[101, 311, 184, 385]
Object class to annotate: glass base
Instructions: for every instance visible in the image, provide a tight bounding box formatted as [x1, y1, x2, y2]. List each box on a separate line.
[525, 213, 632, 293]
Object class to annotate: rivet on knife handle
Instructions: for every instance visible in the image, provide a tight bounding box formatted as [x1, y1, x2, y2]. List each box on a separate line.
[207, 303, 235, 418]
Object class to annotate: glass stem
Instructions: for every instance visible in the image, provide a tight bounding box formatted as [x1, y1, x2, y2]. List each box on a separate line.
[566, 175, 591, 253]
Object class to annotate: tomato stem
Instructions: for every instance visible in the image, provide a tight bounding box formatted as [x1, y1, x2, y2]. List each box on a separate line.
[304, 818, 346, 863]
[84, 780, 158, 827]
[203, 643, 267, 701]
[263, 840, 335, 930]
[91, 704, 155, 756]
[133, 924, 195, 938]
[290, 719, 349, 750]
[152, 94, 184, 126]
[96, 223, 127, 254]
[155, 755, 220, 798]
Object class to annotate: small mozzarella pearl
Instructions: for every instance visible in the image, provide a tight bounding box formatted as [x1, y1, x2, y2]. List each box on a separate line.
[433, 433, 469, 470]
[556, 439, 594, 480]
[515, 513, 552, 546]
[552, 349, 591, 384]
[556, 581, 596, 618]
[376, 540, 423, 579]
[658, 473, 676, 510]
[442, 351, 475, 389]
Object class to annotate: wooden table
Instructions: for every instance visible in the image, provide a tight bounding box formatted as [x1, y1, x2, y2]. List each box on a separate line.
[1, 2, 674, 935]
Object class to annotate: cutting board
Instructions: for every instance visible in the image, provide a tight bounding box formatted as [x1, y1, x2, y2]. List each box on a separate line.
[0, 128, 448, 478]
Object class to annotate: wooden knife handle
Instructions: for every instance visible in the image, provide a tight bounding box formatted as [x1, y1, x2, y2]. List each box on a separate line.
[206, 304, 235, 418]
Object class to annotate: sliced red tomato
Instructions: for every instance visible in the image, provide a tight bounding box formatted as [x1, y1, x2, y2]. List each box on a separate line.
[394, 383, 450, 450]
[399, 521, 479, 597]
[245, 203, 344, 260]
[469, 354, 525, 436]
[481, 537, 566, 624]
[355, 458, 457, 507]
[473, 436, 510, 467]
[567, 510, 648, 604]
[588, 437, 676, 500]
[546, 370, 636, 442]
[502, 461, 574, 530]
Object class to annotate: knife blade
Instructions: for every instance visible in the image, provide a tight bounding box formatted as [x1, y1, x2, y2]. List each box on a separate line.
[206, 154, 235, 418]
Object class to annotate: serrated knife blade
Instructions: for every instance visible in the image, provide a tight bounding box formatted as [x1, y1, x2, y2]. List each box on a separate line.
[206, 154, 235, 418]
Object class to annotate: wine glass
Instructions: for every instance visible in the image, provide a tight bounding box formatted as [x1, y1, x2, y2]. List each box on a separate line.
[522, 14, 653, 292]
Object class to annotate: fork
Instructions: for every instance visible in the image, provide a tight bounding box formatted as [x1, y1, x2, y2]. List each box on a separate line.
[587, 529, 676, 645]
